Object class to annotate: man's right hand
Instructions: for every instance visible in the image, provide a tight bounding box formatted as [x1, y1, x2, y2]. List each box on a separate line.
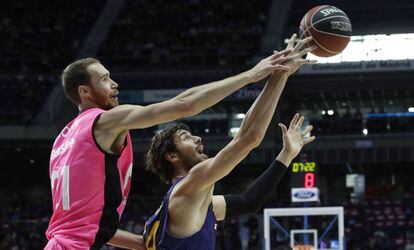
[246, 49, 293, 82]
[280, 34, 317, 77]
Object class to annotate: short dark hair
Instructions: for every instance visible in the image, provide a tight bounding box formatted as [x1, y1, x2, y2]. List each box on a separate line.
[146, 123, 190, 184]
[61, 58, 100, 104]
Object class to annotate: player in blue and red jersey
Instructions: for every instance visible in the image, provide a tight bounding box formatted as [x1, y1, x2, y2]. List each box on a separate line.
[143, 35, 316, 250]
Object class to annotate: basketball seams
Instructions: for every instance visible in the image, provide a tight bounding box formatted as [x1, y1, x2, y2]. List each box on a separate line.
[304, 16, 351, 39]
[312, 5, 347, 22]
[299, 13, 308, 39]
[306, 5, 351, 38]
[303, 12, 308, 39]
[310, 5, 328, 26]
[312, 28, 351, 39]
[302, 13, 311, 49]
[299, 27, 305, 39]
[300, 5, 351, 56]
[305, 6, 321, 34]
[308, 31, 339, 55]
[305, 30, 312, 50]
[300, 12, 309, 40]
[311, 17, 352, 39]
[305, 6, 326, 50]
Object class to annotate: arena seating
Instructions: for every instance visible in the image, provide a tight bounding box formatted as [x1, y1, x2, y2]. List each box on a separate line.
[99, 0, 268, 71]
[0, 0, 104, 125]
[0, 75, 56, 125]
[2, 188, 414, 249]
[0, 0, 105, 74]
[344, 191, 414, 249]
[310, 112, 414, 136]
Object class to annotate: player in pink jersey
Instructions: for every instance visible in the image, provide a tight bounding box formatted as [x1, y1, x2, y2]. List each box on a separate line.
[45, 51, 298, 249]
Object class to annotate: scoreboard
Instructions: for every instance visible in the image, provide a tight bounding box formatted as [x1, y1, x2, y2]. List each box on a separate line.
[291, 161, 320, 203]
[291, 161, 318, 188]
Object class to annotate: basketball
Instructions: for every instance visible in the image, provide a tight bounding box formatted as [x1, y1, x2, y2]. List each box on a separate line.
[299, 5, 352, 57]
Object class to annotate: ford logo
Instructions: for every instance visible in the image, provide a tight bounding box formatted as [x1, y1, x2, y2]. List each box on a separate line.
[294, 191, 316, 199]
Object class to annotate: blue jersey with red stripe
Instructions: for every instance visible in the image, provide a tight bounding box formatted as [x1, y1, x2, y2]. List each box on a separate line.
[143, 178, 216, 250]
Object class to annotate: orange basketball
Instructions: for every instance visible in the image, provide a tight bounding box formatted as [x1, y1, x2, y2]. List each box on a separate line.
[299, 5, 352, 57]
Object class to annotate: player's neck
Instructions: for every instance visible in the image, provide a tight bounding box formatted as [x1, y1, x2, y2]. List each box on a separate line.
[172, 166, 189, 181]
[78, 102, 100, 113]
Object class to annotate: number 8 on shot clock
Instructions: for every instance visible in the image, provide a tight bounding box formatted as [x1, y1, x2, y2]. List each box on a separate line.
[291, 161, 320, 203]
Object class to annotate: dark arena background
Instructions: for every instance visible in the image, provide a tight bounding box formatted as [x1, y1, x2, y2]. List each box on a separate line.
[1, 0, 414, 249]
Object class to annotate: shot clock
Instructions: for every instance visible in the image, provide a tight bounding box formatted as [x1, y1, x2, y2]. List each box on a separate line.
[291, 161, 320, 203]
[291, 161, 318, 188]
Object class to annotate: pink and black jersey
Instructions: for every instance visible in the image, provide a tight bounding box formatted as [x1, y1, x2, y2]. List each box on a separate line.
[45, 108, 133, 249]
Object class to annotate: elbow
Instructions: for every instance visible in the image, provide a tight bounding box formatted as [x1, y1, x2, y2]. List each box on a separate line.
[245, 205, 261, 215]
[236, 131, 264, 150]
[244, 130, 265, 148]
[244, 196, 263, 214]
[251, 133, 264, 148]
[241, 201, 263, 215]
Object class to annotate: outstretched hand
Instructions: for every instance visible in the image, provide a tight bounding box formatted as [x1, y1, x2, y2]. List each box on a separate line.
[278, 113, 315, 161]
[274, 33, 317, 77]
[247, 33, 317, 82]
[247, 49, 293, 82]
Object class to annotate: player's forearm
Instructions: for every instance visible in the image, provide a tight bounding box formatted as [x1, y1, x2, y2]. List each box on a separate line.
[224, 157, 288, 217]
[107, 229, 145, 250]
[174, 71, 252, 116]
[236, 73, 288, 144]
[194, 75, 288, 188]
[276, 149, 296, 167]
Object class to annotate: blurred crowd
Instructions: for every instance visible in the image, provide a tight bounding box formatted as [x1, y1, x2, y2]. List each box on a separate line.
[311, 109, 414, 136]
[0, 75, 57, 125]
[0, 192, 50, 249]
[2, 186, 414, 249]
[345, 188, 414, 249]
[311, 109, 364, 135]
[0, 0, 268, 126]
[0, 0, 103, 74]
[0, 190, 261, 250]
[99, 0, 267, 70]
[0, 0, 104, 125]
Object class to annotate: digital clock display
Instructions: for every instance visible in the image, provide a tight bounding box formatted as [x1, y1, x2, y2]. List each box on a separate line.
[291, 161, 318, 188]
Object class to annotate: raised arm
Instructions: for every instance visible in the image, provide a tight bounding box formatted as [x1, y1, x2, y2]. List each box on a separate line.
[95, 52, 291, 134]
[174, 35, 316, 196]
[167, 63, 296, 237]
[213, 114, 316, 221]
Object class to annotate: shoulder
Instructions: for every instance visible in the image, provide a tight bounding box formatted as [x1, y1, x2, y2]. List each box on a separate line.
[80, 107, 106, 116]
[77, 108, 106, 124]
[94, 105, 137, 132]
